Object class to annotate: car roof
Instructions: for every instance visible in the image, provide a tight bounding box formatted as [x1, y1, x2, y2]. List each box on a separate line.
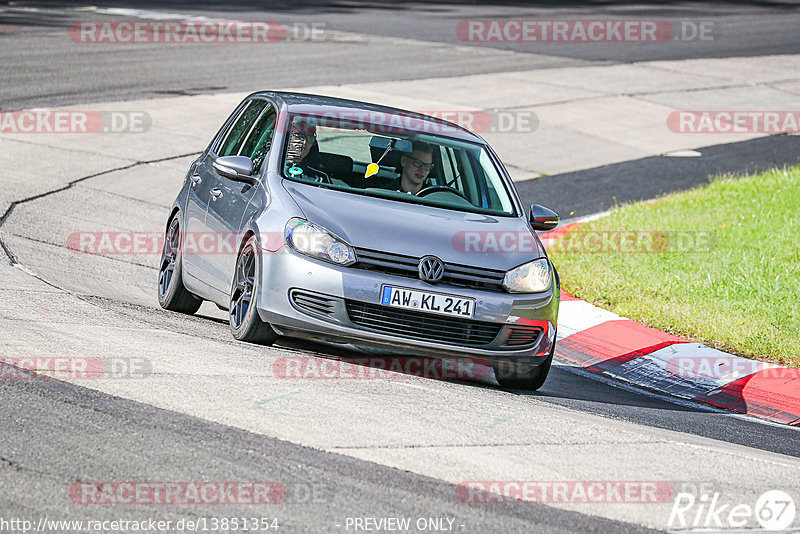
[249, 90, 486, 143]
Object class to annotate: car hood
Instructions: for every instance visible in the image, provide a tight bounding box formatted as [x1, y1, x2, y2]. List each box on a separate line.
[283, 181, 545, 270]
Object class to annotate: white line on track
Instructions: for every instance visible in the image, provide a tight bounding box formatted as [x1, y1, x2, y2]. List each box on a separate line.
[89, 7, 213, 22]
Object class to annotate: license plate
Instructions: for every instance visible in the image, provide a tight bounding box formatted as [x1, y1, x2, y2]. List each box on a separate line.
[380, 285, 475, 318]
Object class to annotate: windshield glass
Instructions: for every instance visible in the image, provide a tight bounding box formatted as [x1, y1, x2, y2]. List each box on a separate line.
[281, 113, 517, 216]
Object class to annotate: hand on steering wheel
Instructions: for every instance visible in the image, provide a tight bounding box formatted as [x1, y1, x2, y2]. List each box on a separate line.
[415, 185, 468, 201]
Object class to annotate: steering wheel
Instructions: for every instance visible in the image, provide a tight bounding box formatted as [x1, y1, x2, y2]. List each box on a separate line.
[416, 185, 468, 201]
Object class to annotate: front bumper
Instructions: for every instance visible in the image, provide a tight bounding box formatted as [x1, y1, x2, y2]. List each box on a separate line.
[257, 248, 559, 370]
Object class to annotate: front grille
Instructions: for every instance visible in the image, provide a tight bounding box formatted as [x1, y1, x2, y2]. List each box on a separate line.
[353, 248, 506, 292]
[290, 290, 337, 317]
[345, 300, 502, 347]
[504, 326, 543, 347]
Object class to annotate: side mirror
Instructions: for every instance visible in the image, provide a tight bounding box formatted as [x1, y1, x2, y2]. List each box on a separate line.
[213, 156, 256, 184]
[529, 204, 559, 231]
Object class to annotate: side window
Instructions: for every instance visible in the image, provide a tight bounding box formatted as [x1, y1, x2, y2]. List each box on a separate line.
[217, 100, 268, 157]
[239, 105, 277, 174]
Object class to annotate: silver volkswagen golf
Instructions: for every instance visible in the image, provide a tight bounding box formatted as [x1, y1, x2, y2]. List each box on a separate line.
[158, 92, 560, 389]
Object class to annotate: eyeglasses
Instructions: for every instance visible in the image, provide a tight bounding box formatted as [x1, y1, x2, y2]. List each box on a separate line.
[407, 155, 433, 171]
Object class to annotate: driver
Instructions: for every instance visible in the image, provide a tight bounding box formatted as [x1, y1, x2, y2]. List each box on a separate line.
[389, 141, 434, 194]
[285, 118, 333, 182]
[286, 118, 318, 165]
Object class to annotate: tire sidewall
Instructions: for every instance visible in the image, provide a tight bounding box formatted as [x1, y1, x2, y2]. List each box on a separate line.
[230, 235, 263, 339]
[158, 216, 183, 307]
[495, 329, 556, 390]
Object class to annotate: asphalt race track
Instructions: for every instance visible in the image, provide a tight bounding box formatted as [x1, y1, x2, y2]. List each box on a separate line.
[3, 0, 800, 109]
[1, 2, 799, 533]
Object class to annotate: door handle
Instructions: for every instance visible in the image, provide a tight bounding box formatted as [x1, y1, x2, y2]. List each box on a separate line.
[210, 188, 223, 201]
[189, 174, 201, 185]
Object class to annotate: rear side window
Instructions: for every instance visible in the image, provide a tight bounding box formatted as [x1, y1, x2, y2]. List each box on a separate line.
[239, 105, 277, 173]
[217, 100, 268, 157]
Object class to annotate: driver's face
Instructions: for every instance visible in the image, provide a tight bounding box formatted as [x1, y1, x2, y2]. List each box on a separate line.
[401, 150, 433, 188]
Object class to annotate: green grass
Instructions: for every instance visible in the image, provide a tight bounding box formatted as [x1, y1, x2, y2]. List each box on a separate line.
[550, 165, 800, 368]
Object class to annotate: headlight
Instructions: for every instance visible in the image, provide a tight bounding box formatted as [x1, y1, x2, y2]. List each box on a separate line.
[284, 218, 356, 266]
[503, 259, 552, 293]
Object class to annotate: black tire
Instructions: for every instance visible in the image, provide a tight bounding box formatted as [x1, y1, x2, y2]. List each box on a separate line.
[494, 335, 556, 391]
[229, 236, 277, 345]
[158, 215, 202, 314]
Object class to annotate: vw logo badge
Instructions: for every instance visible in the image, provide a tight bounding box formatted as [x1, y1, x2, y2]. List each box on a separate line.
[418, 256, 444, 283]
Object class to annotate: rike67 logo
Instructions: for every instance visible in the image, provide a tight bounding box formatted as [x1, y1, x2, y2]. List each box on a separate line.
[669, 490, 796, 531]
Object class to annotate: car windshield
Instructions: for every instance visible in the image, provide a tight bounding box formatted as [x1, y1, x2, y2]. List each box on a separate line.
[281, 112, 517, 216]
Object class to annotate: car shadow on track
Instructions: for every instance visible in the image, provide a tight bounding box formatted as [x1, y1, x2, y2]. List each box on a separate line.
[534, 363, 701, 411]
[270, 335, 708, 414]
[155, 303, 800, 456]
